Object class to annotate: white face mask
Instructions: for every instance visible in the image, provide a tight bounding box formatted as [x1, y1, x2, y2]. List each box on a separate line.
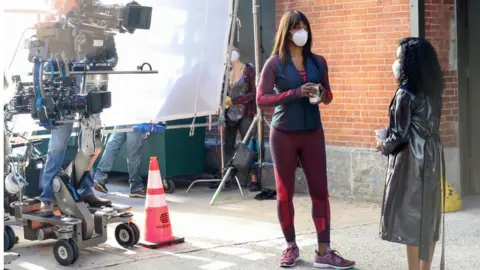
[392, 46, 402, 79]
[392, 59, 401, 79]
[291, 29, 308, 47]
[231, 51, 240, 62]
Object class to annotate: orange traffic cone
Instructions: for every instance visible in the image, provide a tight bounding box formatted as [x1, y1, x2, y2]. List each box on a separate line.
[138, 157, 184, 249]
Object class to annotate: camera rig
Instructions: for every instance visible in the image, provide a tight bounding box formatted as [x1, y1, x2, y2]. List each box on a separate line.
[9, 0, 156, 129]
[4, 0, 158, 217]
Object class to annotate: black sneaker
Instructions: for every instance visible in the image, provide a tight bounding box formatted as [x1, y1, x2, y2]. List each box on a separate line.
[249, 182, 261, 192]
[129, 188, 147, 198]
[81, 195, 112, 207]
[94, 181, 108, 193]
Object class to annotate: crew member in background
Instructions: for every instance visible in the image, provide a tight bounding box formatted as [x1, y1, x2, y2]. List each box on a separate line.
[93, 127, 147, 198]
[39, 36, 118, 217]
[257, 11, 355, 268]
[212, 47, 260, 192]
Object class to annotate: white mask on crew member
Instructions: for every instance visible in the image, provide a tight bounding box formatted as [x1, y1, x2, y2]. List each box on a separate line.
[231, 51, 240, 62]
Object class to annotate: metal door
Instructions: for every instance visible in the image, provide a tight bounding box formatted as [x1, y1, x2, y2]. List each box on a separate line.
[467, 0, 480, 193]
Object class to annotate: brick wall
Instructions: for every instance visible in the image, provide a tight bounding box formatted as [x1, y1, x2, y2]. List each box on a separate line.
[424, 0, 458, 147]
[275, 0, 411, 148]
[206, 0, 459, 148]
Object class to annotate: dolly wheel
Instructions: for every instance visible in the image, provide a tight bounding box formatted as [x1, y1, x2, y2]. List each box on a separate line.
[4, 230, 11, 252]
[69, 239, 80, 263]
[5, 225, 16, 251]
[129, 222, 141, 246]
[53, 239, 75, 266]
[164, 179, 175, 194]
[115, 223, 135, 248]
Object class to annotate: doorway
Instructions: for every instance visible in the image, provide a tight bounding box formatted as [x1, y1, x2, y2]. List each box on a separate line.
[458, 0, 480, 195]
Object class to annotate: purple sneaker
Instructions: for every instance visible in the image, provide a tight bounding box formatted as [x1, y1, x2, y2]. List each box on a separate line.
[313, 249, 355, 269]
[279, 245, 300, 268]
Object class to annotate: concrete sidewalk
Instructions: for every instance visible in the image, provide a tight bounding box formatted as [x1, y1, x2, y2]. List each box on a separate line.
[6, 181, 480, 270]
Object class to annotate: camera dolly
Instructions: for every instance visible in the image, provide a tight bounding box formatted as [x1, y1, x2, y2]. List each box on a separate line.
[4, 121, 140, 266]
[7, 176, 140, 266]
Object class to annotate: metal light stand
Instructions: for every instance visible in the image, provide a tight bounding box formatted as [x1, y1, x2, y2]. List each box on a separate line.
[252, 0, 265, 186]
[184, 0, 246, 195]
[208, 0, 270, 206]
[218, 0, 240, 184]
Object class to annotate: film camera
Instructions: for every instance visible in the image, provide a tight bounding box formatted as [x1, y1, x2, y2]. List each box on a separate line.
[9, 0, 153, 129]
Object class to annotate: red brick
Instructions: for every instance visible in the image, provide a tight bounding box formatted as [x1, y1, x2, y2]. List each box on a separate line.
[205, 0, 458, 149]
[424, 1, 458, 147]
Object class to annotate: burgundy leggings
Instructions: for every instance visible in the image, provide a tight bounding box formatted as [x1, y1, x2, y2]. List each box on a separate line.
[270, 127, 331, 244]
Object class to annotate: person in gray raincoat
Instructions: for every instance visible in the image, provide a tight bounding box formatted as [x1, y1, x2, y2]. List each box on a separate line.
[376, 37, 445, 270]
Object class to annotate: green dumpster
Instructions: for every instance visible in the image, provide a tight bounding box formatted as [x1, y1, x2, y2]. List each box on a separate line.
[32, 117, 206, 179]
[97, 117, 206, 179]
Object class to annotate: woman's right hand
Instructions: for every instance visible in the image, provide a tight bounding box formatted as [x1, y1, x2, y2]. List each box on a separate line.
[300, 83, 317, 97]
[375, 140, 383, 152]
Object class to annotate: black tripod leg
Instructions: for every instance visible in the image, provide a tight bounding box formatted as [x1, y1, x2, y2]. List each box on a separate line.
[210, 167, 235, 205]
[209, 116, 259, 205]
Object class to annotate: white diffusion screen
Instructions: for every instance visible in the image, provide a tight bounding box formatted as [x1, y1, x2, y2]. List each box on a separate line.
[102, 0, 232, 126]
[5, 0, 232, 133]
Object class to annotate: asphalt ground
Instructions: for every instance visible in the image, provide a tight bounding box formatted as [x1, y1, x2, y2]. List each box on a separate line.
[5, 177, 480, 270]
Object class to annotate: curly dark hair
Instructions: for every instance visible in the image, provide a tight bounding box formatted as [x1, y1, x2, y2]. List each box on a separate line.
[397, 37, 444, 101]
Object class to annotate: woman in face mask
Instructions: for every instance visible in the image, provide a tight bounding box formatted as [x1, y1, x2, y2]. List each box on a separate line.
[214, 47, 260, 191]
[376, 37, 445, 270]
[257, 11, 355, 268]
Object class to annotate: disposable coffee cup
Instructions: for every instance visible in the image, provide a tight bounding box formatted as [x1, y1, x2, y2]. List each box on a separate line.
[309, 85, 320, 104]
[375, 128, 388, 140]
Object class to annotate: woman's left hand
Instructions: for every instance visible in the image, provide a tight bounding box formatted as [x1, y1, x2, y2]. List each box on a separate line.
[375, 140, 383, 152]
